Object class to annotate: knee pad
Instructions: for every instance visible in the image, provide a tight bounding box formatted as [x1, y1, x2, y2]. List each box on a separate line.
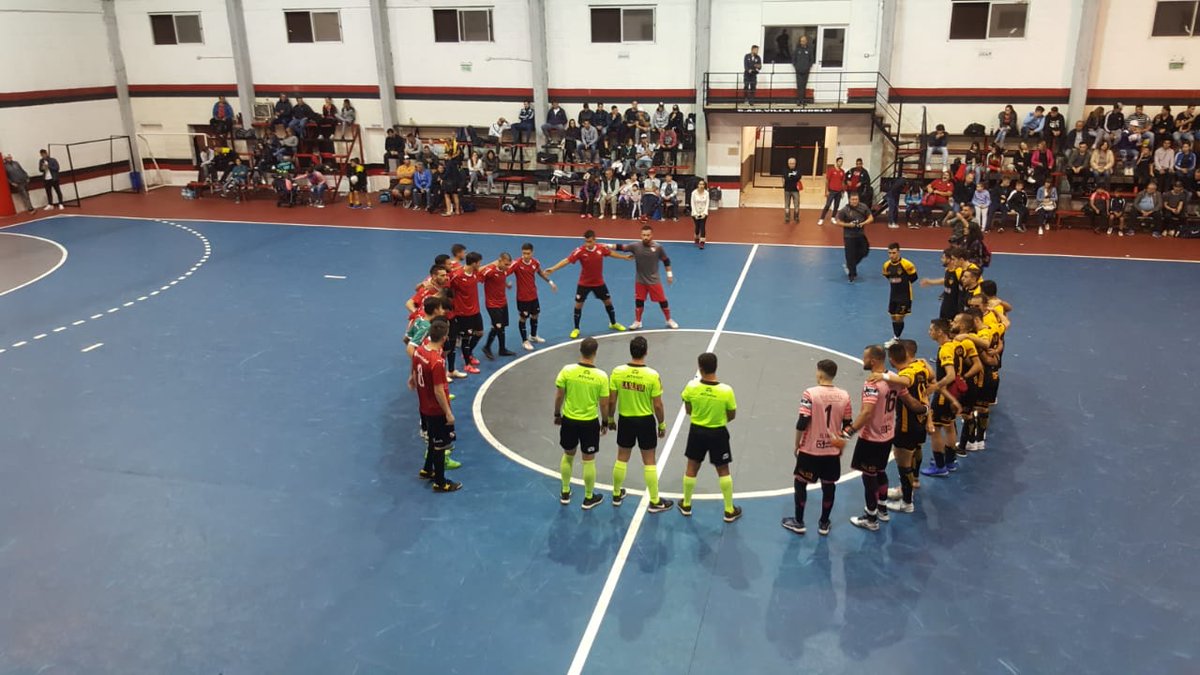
[635, 299, 645, 309]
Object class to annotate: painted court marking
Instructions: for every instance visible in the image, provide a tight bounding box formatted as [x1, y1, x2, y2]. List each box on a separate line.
[324, 274, 347, 280]
[0, 232, 69, 298]
[81, 343, 103, 353]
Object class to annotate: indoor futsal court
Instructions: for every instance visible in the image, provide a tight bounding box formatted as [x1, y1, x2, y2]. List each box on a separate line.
[3, 0, 1200, 673]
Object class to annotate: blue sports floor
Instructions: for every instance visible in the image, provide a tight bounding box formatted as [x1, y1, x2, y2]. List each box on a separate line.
[0, 215, 1196, 675]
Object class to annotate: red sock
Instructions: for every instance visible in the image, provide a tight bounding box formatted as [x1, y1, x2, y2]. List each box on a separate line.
[635, 306, 644, 322]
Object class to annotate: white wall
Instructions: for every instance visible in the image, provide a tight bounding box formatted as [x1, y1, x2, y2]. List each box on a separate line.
[390, 0, 533, 89]
[1090, 0, 1199, 91]
[244, 1, 378, 86]
[116, 0, 236, 85]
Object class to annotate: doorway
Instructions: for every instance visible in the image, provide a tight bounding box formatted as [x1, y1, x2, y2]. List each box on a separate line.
[739, 125, 840, 208]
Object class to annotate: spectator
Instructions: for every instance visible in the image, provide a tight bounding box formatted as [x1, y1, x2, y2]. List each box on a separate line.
[660, 173, 680, 221]
[817, 157, 845, 224]
[1083, 185, 1114, 234]
[578, 170, 598, 218]
[404, 133, 423, 160]
[1175, 141, 1197, 190]
[512, 101, 535, 144]
[658, 125, 680, 167]
[1034, 178, 1058, 235]
[624, 101, 642, 142]
[926, 123, 949, 170]
[965, 141, 984, 173]
[227, 157, 249, 200]
[1133, 145, 1154, 191]
[38, 149, 64, 210]
[1011, 141, 1031, 184]
[275, 128, 298, 161]
[1044, 106, 1066, 153]
[690, 178, 711, 249]
[639, 175, 661, 222]
[318, 97, 338, 138]
[952, 167, 975, 212]
[995, 104, 1019, 146]
[943, 204, 977, 246]
[1132, 181, 1163, 235]
[210, 96, 234, 135]
[1154, 139, 1176, 187]
[634, 110, 652, 139]
[598, 168, 620, 218]
[485, 118, 510, 149]
[743, 45, 762, 103]
[542, 101, 568, 143]
[441, 159, 462, 217]
[4, 154, 34, 213]
[972, 180, 992, 231]
[588, 105, 609, 142]
[289, 96, 313, 137]
[651, 103, 669, 140]
[1174, 105, 1196, 144]
[1152, 106, 1175, 147]
[562, 119, 580, 162]
[1065, 141, 1091, 194]
[608, 105, 625, 140]
[482, 149, 499, 194]
[846, 157, 871, 202]
[1029, 140, 1055, 185]
[411, 161, 432, 210]
[1103, 103, 1125, 145]
[635, 134, 654, 175]
[783, 157, 803, 224]
[578, 103, 594, 127]
[882, 177, 904, 229]
[392, 157, 416, 207]
[1021, 106, 1046, 139]
[793, 35, 815, 105]
[466, 151, 484, 194]
[1091, 140, 1115, 188]
[921, 170, 954, 225]
[985, 145, 1005, 181]
[337, 99, 356, 139]
[426, 164, 445, 214]
[597, 136, 615, 171]
[197, 145, 216, 182]
[1065, 120, 1089, 150]
[996, 179, 1028, 232]
[1126, 104, 1153, 148]
[384, 128, 403, 172]
[272, 93, 292, 128]
[617, 136, 637, 176]
[579, 119, 599, 163]
[667, 105, 684, 133]
[621, 177, 640, 219]
[1162, 181, 1190, 236]
[306, 167, 327, 207]
[1084, 106, 1106, 146]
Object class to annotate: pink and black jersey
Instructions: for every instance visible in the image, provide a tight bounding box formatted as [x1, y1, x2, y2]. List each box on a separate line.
[796, 385, 853, 457]
[859, 377, 900, 442]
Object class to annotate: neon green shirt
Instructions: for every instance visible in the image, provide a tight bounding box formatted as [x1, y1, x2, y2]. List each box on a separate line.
[609, 363, 662, 419]
[555, 362, 609, 421]
[681, 378, 736, 428]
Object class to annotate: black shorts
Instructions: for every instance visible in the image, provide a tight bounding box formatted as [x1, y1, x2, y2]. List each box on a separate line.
[352, 178, 368, 193]
[980, 368, 1000, 405]
[616, 415, 658, 450]
[892, 428, 927, 450]
[931, 393, 956, 426]
[516, 298, 541, 316]
[560, 417, 602, 454]
[794, 452, 841, 484]
[452, 313, 484, 334]
[683, 424, 732, 466]
[888, 298, 913, 316]
[850, 438, 892, 473]
[960, 383, 980, 411]
[486, 305, 509, 328]
[575, 284, 610, 302]
[421, 414, 456, 450]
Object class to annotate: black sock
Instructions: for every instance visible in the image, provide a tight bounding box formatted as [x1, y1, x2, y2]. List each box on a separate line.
[430, 447, 446, 484]
[876, 473, 890, 507]
[484, 328, 497, 350]
[913, 445, 924, 472]
[978, 409, 990, 440]
[446, 348, 457, 372]
[467, 333, 481, 358]
[605, 304, 617, 325]
[863, 473, 879, 517]
[820, 482, 836, 522]
[900, 467, 914, 503]
[497, 329, 508, 352]
[892, 321, 904, 338]
[518, 318, 528, 341]
[573, 308, 582, 329]
[794, 479, 807, 522]
[530, 316, 539, 338]
[933, 450, 946, 468]
[423, 443, 435, 473]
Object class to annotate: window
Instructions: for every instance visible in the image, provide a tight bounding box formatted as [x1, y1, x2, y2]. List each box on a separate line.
[949, 1, 1027, 40]
[284, 10, 341, 43]
[150, 13, 203, 45]
[590, 7, 655, 43]
[433, 8, 494, 42]
[1152, 1, 1199, 36]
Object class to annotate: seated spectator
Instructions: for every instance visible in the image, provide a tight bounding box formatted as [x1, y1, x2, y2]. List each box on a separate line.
[1011, 141, 1032, 184]
[337, 99, 356, 139]
[306, 167, 327, 207]
[964, 141, 984, 171]
[921, 170, 954, 224]
[564, 119, 580, 162]
[607, 105, 625, 140]
[1084, 106, 1106, 147]
[995, 104, 1018, 147]
[622, 177, 642, 219]
[651, 103, 669, 141]
[1174, 105, 1196, 144]
[1103, 103, 1125, 146]
[1083, 185, 1113, 234]
[1154, 139, 1176, 187]
[272, 93, 292, 128]
[640, 182, 661, 222]
[210, 96, 234, 135]
[1133, 145, 1155, 190]
[384, 128, 403, 172]
[635, 110, 652, 140]
[1065, 120, 1089, 151]
[1152, 106, 1175, 147]
[1033, 178, 1058, 235]
[392, 158, 416, 206]
[275, 128, 298, 161]
[658, 126, 680, 167]
[667, 105, 685, 134]
[616, 137, 637, 177]
[1021, 106, 1046, 139]
[404, 133, 423, 160]
[1090, 140, 1115, 189]
[318, 97, 338, 138]
[289, 96, 314, 138]
[996, 179, 1028, 233]
[542, 101, 568, 143]
[624, 101, 642, 141]
[198, 146, 216, 182]
[1043, 106, 1066, 153]
[1162, 181, 1190, 237]
[634, 135, 654, 175]
[273, 170, 298, 207]
[985, 145, 1005, 181]
[226, 157, 249, 200]
[512, 101, 535, 144]
[466, 151, 484, 194]
[660, 174, 680, 221]
[926, 123, 949, 170]
[412, 162, 432, 210]
[1175, 141, 1197, 190]
[1029, 140, 1054, 185]
[1126, 104, 1153, 148]
[577, 103, 594, 127]
[578, 119, 599, 163]
[903, 180, 924, 229]
[487, 117, 510, 147]
[1065, 141, 1091, 193]
[597, 136, 615, 171]
[598, 168, 620, 218]
[482, 149, 499, 194]
[1132, 181, 1163, 235]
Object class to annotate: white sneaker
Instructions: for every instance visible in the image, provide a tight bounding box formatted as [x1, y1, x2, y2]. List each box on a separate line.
[849, 515, 879, 531]
[884, 499, 915, 513]
[449, 370, 468, 379]
[817, 218, 824, 225]
[522, 340, 533, 351]
[1037, 226, 1044, 235]
[666, 319, 679, 329]
[886, 487, 903, 500]
[967, 441, 982, 452]
[57, 204, 65, 210]
[44, 204, 54, 211]
[883, 337, 899, 347]
[1106, 227, 1113, 235]
[888, 223, 899, 229]
[1045, 222, 1051, 231]
[975, 439, 986, 451]
[629, 321, 642, 330]
[532, 335, 546, 343]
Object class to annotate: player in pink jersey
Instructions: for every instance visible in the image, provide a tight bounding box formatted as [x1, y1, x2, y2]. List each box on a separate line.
[783, 359, 854, 537]
[845, 345, 901, 532]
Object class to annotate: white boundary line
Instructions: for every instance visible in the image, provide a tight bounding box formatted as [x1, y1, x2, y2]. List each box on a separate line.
[0, 232, 69, 298]
[564, 244, 757, 675]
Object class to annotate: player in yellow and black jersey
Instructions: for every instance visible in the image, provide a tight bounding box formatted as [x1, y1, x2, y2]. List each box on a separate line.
[923, 318, 964, 477]
[871, 341, 932, 511]
[883, 243, 919, 344]
[956, 308, 998, 453]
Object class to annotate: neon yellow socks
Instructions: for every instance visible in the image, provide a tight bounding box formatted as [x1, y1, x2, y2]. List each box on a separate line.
[612, 460, 627, 496]
[682, 475, 697, 507]
[719, 475, 734, 513]
[643, 465, 660, 503]
[560, 454, 574, 493]
[583, 460, 596, 498]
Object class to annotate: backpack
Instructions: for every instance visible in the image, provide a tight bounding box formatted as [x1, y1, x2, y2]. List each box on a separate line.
[512, 195, 536, 212]
[964, 123, 986, 136]
[537, 150, 559, 164]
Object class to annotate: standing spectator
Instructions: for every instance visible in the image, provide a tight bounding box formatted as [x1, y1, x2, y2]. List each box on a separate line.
[1103, 103, 1125, 146]
[210, 96, 234, 135]
[289, 96, 313, 138]
[651, 103, 669, 142]
[337, 99, 356, 139]
[306, 166, 327, 207]
[1065, 141, 1091, 194]
[1084, 106, 1107, 146]
[846, 158, 870, 202]
[38, 149, 64, 210]
[512, 101, 535, 144]
[884, 177, 905, 229]
[783, 157, 802, 223]
[1091, 140, 1115, 188]
[579, 119, 599, 163]
[272, 93, 292, 128]
[743, 45, 762, 103]
[690, 178, 711, 248]
[1132, 181, 1163, 235]
[563, 119, 581, 162]
[1065, 120, 1089, 151]
[466, 151, 484, 194]
[542, 101, 568, 144]
[1034, 178, 1058, 235]
[833, 192, 872, 282]
[1126, 104, 1153, 148]
[817, 157, 845, 225]
[1174, 105, 1196, 144]
[577, 103, 594, 127]
[667, 105, 684, 133]
[926, 123, 949, 170]
[1152, 106, 1176, 147]
[1162, 181, 1190, 237]
[1044, 106, 1066, 153]
[995, 104, 1018, 147]
[1154, 139, 1176, 188]
[578, 171, 598, 218]
[1021, 106, 1046, 139]
[4, 154, 34, 213]
[792, 34, 815, 105]
[441, 160, 463, 216]
[660, 173, 680, 221]
[482, 149, 499, 194]
[598, 168, 620, 219]
[384, 128, 403, 172]
[972, 180, 992, 231]
[1175, 141, 1197, 190]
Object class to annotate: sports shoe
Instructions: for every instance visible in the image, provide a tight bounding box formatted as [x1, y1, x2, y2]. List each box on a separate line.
[955, 447, 968, 458]
[946, 461, 959, 472]
[908, 222, 921, 229]
[1106, 227, 1113, 235]
[560, 490, 572, 505]
[884, 499, 914, 513]
[875, 505, 890, 522]
[532, 336, 546, 343]
[445, 457, 462, 470]
[57, 204, 65, 210]
[888, 223, 899, 229]
[464, 364, 481, 374]
[886, 487, 902, 500]
[44, 204, 54, 211]
[781, 517, 806, 535]
[523, 340, 534, 351]
[611, 488, 627, 506]
[723, 505, 743, 523]
[678, 501, 692, 517]
[666, 319, 679, 329]
[629, 321, 642, 330]
[850, 514, 879, 531]
[883, 337, 899, 348]
[469, 356, 481, 366]
[1038, 226, 1044, 235]
[582, 494, 604, 510]
[648, 498, 674, 513]
[817, 218, 824, 225]
[967, 441, 982, 452]
[818, 520, 831, 536]
[482, 347, 495, 360]
[920, 464, 949, 477]
[975, 439, 986, 451]
[449, 370, 468, 379]
[418, 469, 435, 480]
[432, 480, 462, 492]
[569, 329, 580, 339]
[609, 323, 626, 331]
[498, 349, 517, 356]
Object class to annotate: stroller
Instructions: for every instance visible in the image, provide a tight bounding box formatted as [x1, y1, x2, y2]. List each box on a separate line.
[273, 174, 298, 207]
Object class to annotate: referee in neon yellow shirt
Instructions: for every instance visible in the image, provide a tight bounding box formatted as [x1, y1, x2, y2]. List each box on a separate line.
[554, 337, 609, 509]
[680, 352, 741, 522]
[606, 336, 673, 513]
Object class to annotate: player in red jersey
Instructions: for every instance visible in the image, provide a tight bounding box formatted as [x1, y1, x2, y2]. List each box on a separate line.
[406, 263, 448, 322]
[479, 252, 517, 359]
[545, 230, 632, 339]
[844, 345, 901, 532]
[511, 242, 558, 351]
[783, 359, 853, 537]
[446, 243, 466, 273]
[446, 251, 484, 376]
[409, 318, 461, 491]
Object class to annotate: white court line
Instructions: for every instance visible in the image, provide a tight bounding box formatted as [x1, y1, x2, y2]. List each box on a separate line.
[122, 301, 134, 307]
[324, 274, 347, 280]
[72, 320, 85, 326]
[53, 327, 67, 333]
[91, 314, 103, 320]
[81, 343, 103, 353]
[566, 244, 758, 675]
[32, 334, 47, 340]
[11, 341, 27, 348]
[0, 233, 69, 298]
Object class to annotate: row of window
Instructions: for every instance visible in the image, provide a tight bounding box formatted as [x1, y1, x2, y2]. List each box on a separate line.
[150, 2, 1200, 46]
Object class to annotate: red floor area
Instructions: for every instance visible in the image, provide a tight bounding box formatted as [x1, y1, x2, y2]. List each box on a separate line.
[5, 190, 1198, 261]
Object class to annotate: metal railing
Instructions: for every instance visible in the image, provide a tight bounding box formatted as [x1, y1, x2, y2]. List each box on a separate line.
[702, 70, 886, 111]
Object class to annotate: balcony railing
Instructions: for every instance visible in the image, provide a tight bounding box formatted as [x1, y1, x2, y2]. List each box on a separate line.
[703, 70, 886, 112]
